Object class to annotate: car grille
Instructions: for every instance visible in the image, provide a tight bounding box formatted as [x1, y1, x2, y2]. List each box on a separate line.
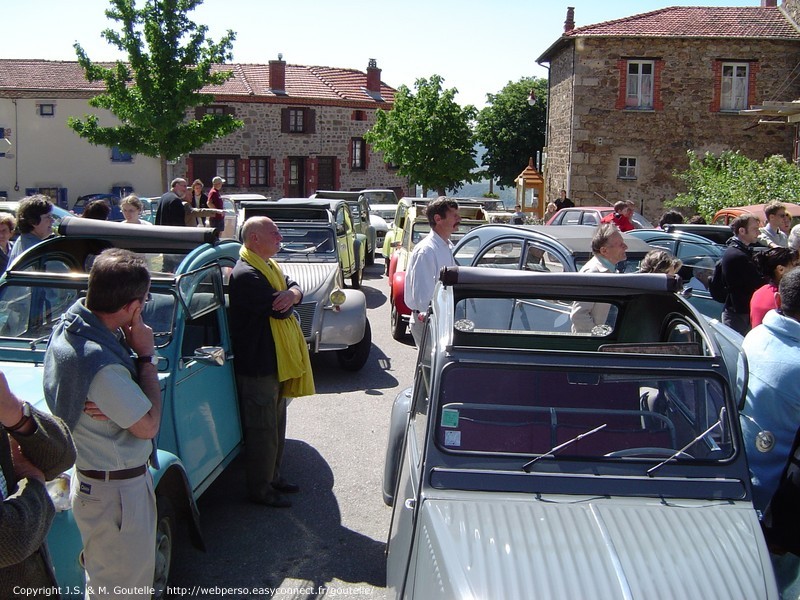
[294, 302, 316, 339]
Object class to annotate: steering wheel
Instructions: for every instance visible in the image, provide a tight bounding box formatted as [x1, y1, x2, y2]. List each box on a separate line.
[604, 447, 694, 459]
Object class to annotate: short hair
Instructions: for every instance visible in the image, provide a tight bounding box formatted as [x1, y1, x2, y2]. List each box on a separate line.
[0, 213, 16, 232]
[170, 177, 187, 189]
[613, 201, 628, 213]
[639, 249, 682, 274]
[779, 268, 800, 316]
[659, 210, 684, 228]
[82, 199, 111, 220]
[121, 194, 143, 212]
[86, 248, 150, 313]
[191, 179, 204, 188]
[731, 213, 758, 236]
[754, 246, 799, 283]
[240, 216, 275, 246]
[16, 195, 53, 234]
[591, 223, 621, 254]
[789, 224, 800, 251]
[425, 197, 459, 228]
[688, 215, 707, 225]
[764, 200, 786, 219]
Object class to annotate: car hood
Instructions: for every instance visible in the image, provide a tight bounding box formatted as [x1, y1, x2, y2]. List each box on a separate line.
[410, 497, 776, 600]
[277, 262, 339, 299]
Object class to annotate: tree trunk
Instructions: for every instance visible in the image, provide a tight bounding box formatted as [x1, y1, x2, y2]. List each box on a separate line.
[160, 156, 168, 193]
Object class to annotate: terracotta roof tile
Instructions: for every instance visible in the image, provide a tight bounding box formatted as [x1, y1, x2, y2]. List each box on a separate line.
[567, 6, 800, 39]
[0, 59, 395, 104]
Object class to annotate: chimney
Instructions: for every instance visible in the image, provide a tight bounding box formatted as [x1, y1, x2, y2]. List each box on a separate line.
[269, 54, 286, 94]
[761, 0, 777, 6]
[367, 58, 381, 93]
[564, 7, 575, 33]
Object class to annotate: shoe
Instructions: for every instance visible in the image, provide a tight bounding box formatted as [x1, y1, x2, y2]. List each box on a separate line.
[271, 479, 300, 494]
[250, 492, 291, 508]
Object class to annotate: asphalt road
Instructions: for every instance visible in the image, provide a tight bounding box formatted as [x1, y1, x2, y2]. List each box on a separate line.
[169, 257, 416, 599]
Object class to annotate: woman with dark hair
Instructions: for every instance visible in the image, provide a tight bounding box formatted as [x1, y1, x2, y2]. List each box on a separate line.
[189, 179, 208, 226]
[81, 199, 111, 221]
[750, 246, 800, 327]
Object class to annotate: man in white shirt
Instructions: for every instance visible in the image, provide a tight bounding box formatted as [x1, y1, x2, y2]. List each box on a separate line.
[758, 201, 790, 248]
[404, 197, 461, 345]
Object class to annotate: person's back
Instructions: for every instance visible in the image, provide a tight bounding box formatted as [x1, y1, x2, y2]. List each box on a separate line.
[156, 178, 189, 226]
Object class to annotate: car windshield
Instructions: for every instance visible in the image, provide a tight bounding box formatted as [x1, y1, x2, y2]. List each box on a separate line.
[363, 191, 397, 204]
[276, 227, 336, 258]
[408, 222, 480, 247]
[435, 364, 733, 464]
[0, 281, 175, 345]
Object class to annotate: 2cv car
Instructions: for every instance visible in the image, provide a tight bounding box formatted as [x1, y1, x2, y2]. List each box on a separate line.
[0, 218, 246, 598]
[382, 266, 779, 599]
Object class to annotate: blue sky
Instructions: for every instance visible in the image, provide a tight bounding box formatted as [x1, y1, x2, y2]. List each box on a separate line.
[7, 0, 759, 108]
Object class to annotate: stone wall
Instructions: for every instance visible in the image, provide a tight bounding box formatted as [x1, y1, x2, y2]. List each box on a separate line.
[545, 35, 800, 220]
[783, 0, 800, 27]
[544, 46, 575, 203]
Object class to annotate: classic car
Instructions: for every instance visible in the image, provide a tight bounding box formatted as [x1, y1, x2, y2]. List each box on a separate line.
[663, 223, 733, 245]
[388, 205, 488, 340]
[712, 203, 800, 228]
[362, 189, 400, 250]
[72, 193, 125, 221]
[546, 205, 653, 229]
[238, 200, 371, 371]
[0, 218, 244, 598]
[311, 190, 377, 265]
[382, 266, 778, 599]
[382, 197, 421, 260]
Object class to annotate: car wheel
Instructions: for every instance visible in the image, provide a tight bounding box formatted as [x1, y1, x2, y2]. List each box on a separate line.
[153, 495, 175, 600]
[350, 268, 362, 289]
[365, 247, 374, 266]
[391, 303, 406, 340]
[337, 319, 371, 371]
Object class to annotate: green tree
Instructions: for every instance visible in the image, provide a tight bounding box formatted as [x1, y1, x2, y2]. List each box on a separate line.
[68, 0, 243, 188]
[667, 150, 800, 220]
[476, 77, 547, 188]
[365, 75, 478, 196]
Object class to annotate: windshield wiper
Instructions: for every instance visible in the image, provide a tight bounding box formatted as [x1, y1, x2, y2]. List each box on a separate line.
[29, 335, 50, 350]
[522, 423, 607, 472]
[647, 420, 721, 477]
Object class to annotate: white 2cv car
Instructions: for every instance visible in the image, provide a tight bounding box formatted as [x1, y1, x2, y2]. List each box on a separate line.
[383, 266, 778, 599]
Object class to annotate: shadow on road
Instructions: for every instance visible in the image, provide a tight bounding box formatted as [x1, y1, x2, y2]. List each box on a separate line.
[310, 333, 403, 395]
[170, 441, 386, 598]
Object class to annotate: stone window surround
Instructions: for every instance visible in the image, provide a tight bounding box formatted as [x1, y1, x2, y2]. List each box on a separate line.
[618, 156, 637, 180]
[250, 157, 269, 186]
[616, 58, 664, 111]
[711, 59, 758, 113]
[351, 138, 367, 170]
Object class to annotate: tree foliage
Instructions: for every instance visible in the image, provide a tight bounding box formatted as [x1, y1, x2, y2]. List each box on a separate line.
[667, 150, 800, 220]
[364, 75, 478, 196]
[68, 0, 243, 171]
[475, 77, 547, 188]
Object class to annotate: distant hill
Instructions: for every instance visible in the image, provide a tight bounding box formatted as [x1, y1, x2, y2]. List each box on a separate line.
[412, 181, 517, 208]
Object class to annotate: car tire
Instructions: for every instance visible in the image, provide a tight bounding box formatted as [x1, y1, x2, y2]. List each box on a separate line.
[350, 268, 362, 289]
[153, 495, 175, 600]
[391, 302, 406, 340]
[337, 319, 371, 371]
[365, 247, 374, 266]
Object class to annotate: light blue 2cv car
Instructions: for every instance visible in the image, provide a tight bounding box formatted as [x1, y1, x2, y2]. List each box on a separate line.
[0, 218, 255, 598]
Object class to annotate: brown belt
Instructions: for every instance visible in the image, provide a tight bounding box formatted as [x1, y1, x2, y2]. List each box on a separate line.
[77, 465, 147, 481]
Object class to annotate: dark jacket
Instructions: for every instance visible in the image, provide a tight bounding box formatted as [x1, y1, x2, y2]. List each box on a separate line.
[228, 259, 301, 377]
[0, 410, 76, 598]
[155, 192, 185, 226]
[721, 237, 764, 314]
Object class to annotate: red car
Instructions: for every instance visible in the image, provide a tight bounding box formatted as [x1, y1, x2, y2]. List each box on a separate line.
[546, 206, 652, 229]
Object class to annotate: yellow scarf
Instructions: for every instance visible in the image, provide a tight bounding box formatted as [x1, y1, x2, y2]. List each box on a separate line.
[239, 246, 315, 398]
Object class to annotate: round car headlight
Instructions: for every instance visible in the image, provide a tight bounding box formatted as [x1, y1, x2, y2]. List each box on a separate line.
[329, 289, 346, 306]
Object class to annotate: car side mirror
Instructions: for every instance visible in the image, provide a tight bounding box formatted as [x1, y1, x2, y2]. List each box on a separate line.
[193, 346, 226, 366]
[337, 225, 346, 236]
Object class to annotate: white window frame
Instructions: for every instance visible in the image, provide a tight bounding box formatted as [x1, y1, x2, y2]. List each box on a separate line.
[721, 62, 749, 111]
[38, 103, 56, 117]
[288, 109, 305, 133]
[351, 138, 365, 170]
[250, 157, 268, 186]
[625, 60, 654, 110]
[618, 157, 637, 180]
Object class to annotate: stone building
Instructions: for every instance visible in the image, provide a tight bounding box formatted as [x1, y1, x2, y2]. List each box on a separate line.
[536, 0, 800, 219]
[0, 57, 406, 206]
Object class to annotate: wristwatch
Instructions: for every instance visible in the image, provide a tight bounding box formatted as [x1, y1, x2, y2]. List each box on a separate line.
[6, 401, 32, 432]
[136, 354, 159, 366]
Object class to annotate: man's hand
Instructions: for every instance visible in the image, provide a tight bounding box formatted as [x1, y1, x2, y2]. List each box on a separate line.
[272, 288, 301, 312]
[11, 440, 45, 484]
[123, 305, 155, 359]
[0, 371, 24, 429]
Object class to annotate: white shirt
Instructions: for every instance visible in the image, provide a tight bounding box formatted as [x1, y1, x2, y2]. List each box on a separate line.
[758, 225, 788, 248]
[404, 230, 455, 312]
[570, 254, 614, 333]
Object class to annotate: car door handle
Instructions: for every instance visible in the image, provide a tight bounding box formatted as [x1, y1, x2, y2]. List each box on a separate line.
[404, 498, 416, 510]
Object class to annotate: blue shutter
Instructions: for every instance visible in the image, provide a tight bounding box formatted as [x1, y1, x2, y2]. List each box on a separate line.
[57, 188, 69, 209]
[0, 127, 5, 157]
[25, 188, 37, 196]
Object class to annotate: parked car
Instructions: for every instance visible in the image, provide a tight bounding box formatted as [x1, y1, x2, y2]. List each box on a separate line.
[237, 200, 372, 370]
[0, 200, 73, 235]
[383, 266, 778, 599]
[663, 223, 733, 245]
[220, 193, 269, 238]
[712, 202, 800, 228]
[311, 191, 377, 265]
[72, 193, 125, 221]
[362, 188, 400, 249]
[627, 228, 725, 319]
[0, 217, 243, 598]
[382, 197, 421, 259]
[451, 196, 510, 223]
[388, 205, 488, 340]
[547, 205, 653, 229]
[361, 189, 399, 206]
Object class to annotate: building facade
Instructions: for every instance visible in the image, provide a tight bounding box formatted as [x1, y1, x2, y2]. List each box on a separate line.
[0, 58, 406, 207]
[537, 1, 800, 219]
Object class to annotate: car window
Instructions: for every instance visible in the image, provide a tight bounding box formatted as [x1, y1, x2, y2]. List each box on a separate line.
[435, 365, 733, 463]
[0, 282, 80, 340]
[474, 241, 523, 270]
[454, 236, 481, 266]
[581, 212, 599, 226]
[561, 210, 582, 225]
[542, 251, 567, 273]
[675, 241, 720, 260]
[646, 238, 677, 254]
[524, 244, 565, 272]
[277, 227, 335, 257]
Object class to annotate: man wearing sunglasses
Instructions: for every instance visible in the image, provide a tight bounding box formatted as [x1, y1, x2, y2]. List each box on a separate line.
[44, 248, 161, 599]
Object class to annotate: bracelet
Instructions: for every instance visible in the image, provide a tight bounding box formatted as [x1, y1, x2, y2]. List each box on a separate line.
[6, 402, 32, 432]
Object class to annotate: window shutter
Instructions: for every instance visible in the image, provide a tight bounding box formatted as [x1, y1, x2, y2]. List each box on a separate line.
[240, 159, 250, 188]
[58, 188, 69, 209]
[281, 108, 290, 133]
[305, 109, 316, 134]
